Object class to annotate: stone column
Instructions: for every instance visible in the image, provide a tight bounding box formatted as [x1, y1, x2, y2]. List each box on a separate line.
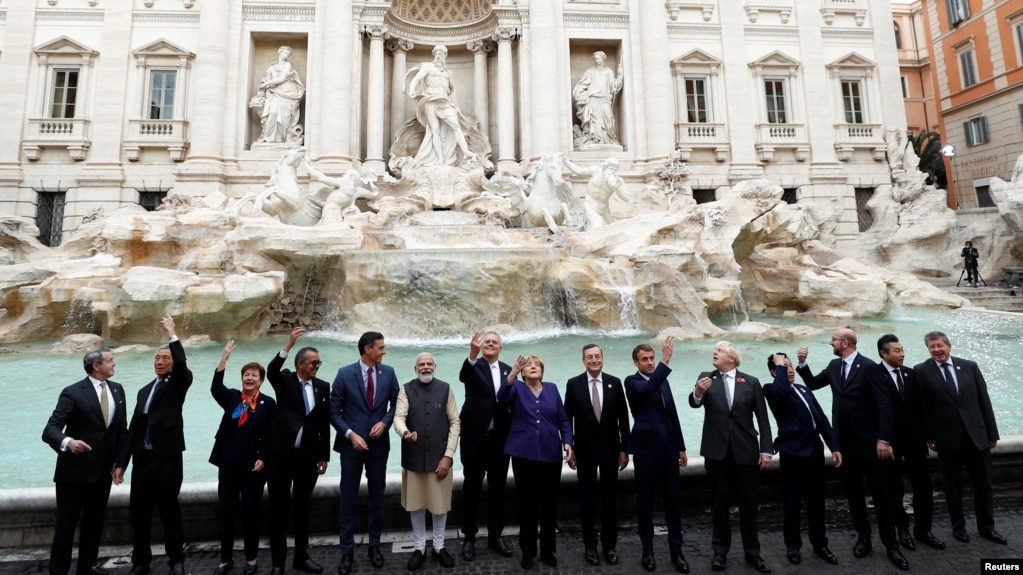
[494, 27, 517, 170]
[468, 40, 492, 137]
[182, 0, 230, 165]
[0, 3, 34, 200]
[363, 25, 388, 174]
[313, 0, 354, 166]
[388, 38, 413, 149]
[630, 0, 674, 159]
[526, 0, 564, 157]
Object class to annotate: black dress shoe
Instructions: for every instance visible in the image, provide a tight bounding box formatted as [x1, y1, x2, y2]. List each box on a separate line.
[80, 566, 109, 575]
[169, 564, 185, 575]
[745, 554, 771, 573]
[641, 549, 656, 572]
[711, 553, 727, 571]
[337, 553, 354, 575]
[432, 548, 455, 568]
[407, 550, 425, 571]
[489, 537, 514, 557]
[368, 545, 385, 569]
[243, 564, 258, 575]
[540, 552, 557, 568]
[127, 566, 151, 575]
[852, 538, 872, 558]
[520, 556, 533, 570]
[670, 551, 690, 573]
[786, 548, 801, 564]
[584, 548, 600, 565]
[898, 528, 916, 551]
[461, 539, 476, 561]
[952, 528, 970, 543]
[212, 562, 234, 575]
[887, 546, 910, 571]
[604, 548, 620, 565]
[981, 529, 1008, 545]
[813, 547, 838, 565]
[916, 531, 946, 550]
[295, 557, 323, 574]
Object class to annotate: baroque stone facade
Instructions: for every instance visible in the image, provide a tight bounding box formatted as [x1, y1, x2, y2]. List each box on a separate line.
[0, 0, 907, 256]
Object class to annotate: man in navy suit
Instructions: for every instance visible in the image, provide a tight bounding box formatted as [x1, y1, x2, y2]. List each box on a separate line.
[43, 347, 128, 575]
[689, 342, 773, 573]
[764, 353, 841, 566]
[117, 315, 193, 575]
[876, 334, 946, 551]
[564, 344, 630, 566]
[797, 327, 908, 571]
[331, 331, 399, 575]
[457, 331, 514, 560]
[264, 327, 331, 575]
[625, 336, 689, 573]
[914, 331, 1005, 546]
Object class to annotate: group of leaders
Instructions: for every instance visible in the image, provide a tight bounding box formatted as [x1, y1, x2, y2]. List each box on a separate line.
[44, 318, 1005, 575]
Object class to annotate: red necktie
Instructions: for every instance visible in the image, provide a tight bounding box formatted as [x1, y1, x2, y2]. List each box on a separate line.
[367, 368, 375, 409]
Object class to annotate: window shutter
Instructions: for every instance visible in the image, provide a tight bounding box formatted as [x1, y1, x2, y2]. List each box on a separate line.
[979, 117, 988, 143]
[964, 121, 974, 146]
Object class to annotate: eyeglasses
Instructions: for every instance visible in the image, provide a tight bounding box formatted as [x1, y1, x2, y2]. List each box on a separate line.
[309, 360, 323, 367]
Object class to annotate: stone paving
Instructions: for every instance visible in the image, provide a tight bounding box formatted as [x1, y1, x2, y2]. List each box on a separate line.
[5, 493, 1021, 574]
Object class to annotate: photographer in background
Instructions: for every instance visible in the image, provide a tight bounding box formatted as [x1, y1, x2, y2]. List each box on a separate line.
[961, 241, 980, 287]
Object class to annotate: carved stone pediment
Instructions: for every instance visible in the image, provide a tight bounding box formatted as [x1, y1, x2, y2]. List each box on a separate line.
[826, 51, 876, 71]
[132, 38, 195, 61]
[34, 36, 97, 60]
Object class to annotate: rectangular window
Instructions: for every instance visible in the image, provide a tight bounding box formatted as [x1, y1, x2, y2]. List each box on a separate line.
[49, 69, 79, 119]
[684, 77, 709, 123]
[693, 189, 716, 204]
[1017, 21, 1023, 68]
[764, 79, 787, 124]
[958, 48, 978, 88]
[964, 117, 989, 146]
[855, 188, 875, 232]
[36, 192, 66, 247]
[139, 191, 167, 211]
[149, 70, 176, 120]
[1019, 102, 1023, 131]
[900, 76, 909, 99]
[841, 80, 865, 124]
[975, 184, 994, 208]
[782, 188, 798, 204]
[945, 0, 970, 27]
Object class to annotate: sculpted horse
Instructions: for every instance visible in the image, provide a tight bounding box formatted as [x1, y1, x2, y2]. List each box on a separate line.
[484, 152, 582, 233]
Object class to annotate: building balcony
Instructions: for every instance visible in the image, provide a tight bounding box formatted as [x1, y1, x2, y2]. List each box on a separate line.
[665, 0, 715, 21]
[23, 118, 91, 161]
[124, 119, 189, 161]
[833, 122, 886, 161]
[820, 0, 866, 26]
[754, 122, 809, 162]
[744, 0, 793, 24]
[674, 122, 730, 162]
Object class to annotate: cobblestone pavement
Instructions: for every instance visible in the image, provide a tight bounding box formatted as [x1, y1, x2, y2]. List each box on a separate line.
[6, 493, 1021, 574]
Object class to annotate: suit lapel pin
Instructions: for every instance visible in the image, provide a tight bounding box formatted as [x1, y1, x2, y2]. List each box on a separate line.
[736, 377, 745, 383]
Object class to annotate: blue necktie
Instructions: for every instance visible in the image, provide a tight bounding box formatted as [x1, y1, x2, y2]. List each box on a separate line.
[302, 381, 311, 415]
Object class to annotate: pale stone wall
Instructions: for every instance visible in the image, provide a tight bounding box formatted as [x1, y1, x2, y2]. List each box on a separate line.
[0, 0, 912, 256]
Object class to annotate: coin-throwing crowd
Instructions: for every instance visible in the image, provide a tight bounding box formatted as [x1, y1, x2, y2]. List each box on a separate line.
[43, 317, 1005, 575]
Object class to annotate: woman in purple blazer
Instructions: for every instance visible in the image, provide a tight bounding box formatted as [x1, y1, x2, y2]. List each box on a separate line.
[499, 355, 574, 570]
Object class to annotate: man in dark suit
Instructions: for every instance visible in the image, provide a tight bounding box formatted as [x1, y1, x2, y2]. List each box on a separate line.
[564, 344, 631, 566]
[331, 331, 399, 575]
[914, 331, 1005, 546]
[763, 353, 841, 566]
[796, 327, 908, 571]
[625, 336, 689, 574]
[264, 327, 331, 575]
[457, 331, 513, 560]
[876, 334, 946, 551]
[116, 315, 193, 575]
[689, 341, 773, 573]
[43, 347, 128, 575]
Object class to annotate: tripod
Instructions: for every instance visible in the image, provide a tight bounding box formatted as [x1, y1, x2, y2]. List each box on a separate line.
[957, 265, 984, 288]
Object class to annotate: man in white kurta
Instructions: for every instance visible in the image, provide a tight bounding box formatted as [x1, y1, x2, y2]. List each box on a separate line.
[394, 353, 461, 570]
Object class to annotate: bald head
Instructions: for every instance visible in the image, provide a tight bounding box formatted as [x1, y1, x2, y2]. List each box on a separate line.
[830, 327, 857, 358]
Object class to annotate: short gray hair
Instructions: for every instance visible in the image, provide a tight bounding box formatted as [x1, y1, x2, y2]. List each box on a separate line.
[83, 348, 112, 374]
[923, 331, 950, 346]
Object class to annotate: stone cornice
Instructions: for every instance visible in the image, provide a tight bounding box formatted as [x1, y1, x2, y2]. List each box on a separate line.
[35, 9, 104, 22]
[562, 12, 629, 29]
[132, 11, 200, 24]
[821, 28, 874, 41]
[744, 26, 799, 39]
[668, 24, 721, 36]
[381, 11, 500, 46]
[242, 3, 316, 22]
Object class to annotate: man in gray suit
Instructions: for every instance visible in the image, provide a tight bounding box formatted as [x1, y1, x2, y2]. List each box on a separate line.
[689, 341, 773, 573]
[914, 331, 1005, 545]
